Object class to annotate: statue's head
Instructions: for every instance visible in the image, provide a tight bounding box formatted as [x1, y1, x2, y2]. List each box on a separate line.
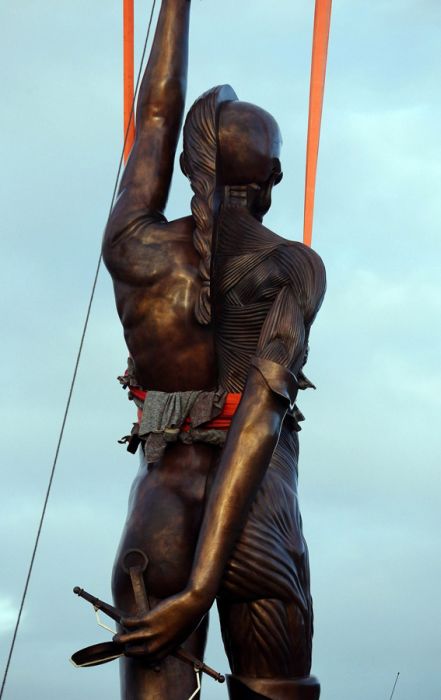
[218, 100, 282, 185]
[181, 85, 282, 324]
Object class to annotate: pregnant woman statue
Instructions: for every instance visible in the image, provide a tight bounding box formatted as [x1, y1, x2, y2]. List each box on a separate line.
[98, 1, 326, 697]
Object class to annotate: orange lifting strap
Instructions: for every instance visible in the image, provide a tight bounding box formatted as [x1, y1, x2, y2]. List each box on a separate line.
[123, 0, 135, 163]
[123, 1, 332, 234]
[303, 0, 332, 247]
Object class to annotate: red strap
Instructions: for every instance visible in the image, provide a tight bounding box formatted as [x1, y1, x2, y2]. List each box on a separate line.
[123, 0, 135, 164]
[303, 0, 332, 247]
[202, 393, 242, 429]
[130, 388, 242, 430]
[129, 386, 148, 402]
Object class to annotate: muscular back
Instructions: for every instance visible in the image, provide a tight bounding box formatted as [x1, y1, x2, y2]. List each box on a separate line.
[213, 205, 326, 394]
[103, 213, 216, 392]
[100, 0, 212, 392]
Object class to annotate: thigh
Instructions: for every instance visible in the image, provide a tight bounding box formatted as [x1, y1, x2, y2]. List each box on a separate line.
[111, 445, 214, 699]
[112, 444, 214, 608]
[217, 450, 313, 678]
[217, 597, 310, 679]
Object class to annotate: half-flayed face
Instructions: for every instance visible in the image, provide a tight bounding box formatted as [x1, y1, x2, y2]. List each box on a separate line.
[218, 101, 283, 188]
[178, 86, 283, 322]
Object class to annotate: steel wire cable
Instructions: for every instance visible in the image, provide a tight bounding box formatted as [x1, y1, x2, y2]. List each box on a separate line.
[389, 672, 400, 700]
[0, 1, 158, 696]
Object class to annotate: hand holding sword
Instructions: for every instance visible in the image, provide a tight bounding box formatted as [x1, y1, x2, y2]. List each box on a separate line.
[71, 549, 224, 686]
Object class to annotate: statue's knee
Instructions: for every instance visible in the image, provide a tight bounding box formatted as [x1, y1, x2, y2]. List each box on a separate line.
[227, 675, 320, 700]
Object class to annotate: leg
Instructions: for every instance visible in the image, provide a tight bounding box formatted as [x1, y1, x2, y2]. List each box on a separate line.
[218, 597, 311, 679]
[217, 437, 319, 699]
[226, 674, 320, 700]
[112, 444, 215, 699]
[118, 616, 208, 700]
[218, 597, 320, 700]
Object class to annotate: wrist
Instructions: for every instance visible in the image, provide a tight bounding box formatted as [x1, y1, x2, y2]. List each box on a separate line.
[185, 584, 213, 614]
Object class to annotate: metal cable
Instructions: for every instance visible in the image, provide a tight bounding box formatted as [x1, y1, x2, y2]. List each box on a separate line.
[389, 672, 400, 700]
[0, 1, 158, 696]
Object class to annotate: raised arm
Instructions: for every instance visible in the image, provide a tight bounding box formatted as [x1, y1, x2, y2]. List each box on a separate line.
[110, 0, 191, 227]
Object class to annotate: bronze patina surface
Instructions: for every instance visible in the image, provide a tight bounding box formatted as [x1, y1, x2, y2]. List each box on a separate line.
[85, 1, 326, 697]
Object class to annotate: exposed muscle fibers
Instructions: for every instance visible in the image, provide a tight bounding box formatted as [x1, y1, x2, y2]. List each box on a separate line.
[214, 206, 326, 392]
[212, 204, 326, 676]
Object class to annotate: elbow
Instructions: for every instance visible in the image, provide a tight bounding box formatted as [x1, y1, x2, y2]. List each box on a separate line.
[252, 412, 284, 446]
[235, 400, 286, 452]
[139, 77, 186, 124]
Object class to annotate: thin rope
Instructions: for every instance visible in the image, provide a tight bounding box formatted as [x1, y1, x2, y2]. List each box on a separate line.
[0, 2, 158, 697]
[389, 672, 400, 700]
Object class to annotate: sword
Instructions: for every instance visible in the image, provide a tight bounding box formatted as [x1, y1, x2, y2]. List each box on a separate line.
[71, 549, 225, 685]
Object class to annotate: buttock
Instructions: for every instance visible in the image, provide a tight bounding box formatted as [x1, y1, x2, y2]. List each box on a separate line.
[112, 443, 218, 604]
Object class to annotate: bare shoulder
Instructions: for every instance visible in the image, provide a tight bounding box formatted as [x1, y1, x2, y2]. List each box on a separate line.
[102, 213, 196, 286]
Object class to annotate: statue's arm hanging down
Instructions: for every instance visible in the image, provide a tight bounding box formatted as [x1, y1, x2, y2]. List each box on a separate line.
[100, 0, 326, 697]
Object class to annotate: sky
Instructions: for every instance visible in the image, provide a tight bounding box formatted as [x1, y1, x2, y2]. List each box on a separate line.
[1, 1, 440, 699]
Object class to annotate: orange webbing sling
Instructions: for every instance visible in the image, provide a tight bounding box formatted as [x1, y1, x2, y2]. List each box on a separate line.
[303, 0, 333, 247]
[123, 0, 135, 163]
[128, 386, 243, 431]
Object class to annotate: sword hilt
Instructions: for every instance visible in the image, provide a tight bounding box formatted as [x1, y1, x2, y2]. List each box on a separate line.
[73, 547, 225, 683]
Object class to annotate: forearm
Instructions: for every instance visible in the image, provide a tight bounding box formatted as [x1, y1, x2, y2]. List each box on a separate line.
[136, 0, 190, 126]
[187, 366, 290, 605]
[112, 0, 191, 217]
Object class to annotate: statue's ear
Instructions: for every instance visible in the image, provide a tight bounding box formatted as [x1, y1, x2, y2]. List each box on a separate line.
[272, 158, 283, 185]
[180, 152, 188, 178]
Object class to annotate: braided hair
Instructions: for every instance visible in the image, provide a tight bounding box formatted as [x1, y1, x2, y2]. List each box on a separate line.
[182, 85, 238, 325]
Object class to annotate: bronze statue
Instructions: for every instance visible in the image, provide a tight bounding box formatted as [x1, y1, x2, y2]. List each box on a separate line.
[75, 1, 326, 697]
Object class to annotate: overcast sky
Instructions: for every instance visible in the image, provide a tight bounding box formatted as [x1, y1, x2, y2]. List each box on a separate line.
[1, 1, 440, 699]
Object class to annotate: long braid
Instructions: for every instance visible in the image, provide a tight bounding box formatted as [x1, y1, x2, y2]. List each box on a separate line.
[183, 85, 237, 325]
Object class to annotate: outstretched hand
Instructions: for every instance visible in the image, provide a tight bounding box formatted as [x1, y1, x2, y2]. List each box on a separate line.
[114, 588, 209, 660]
